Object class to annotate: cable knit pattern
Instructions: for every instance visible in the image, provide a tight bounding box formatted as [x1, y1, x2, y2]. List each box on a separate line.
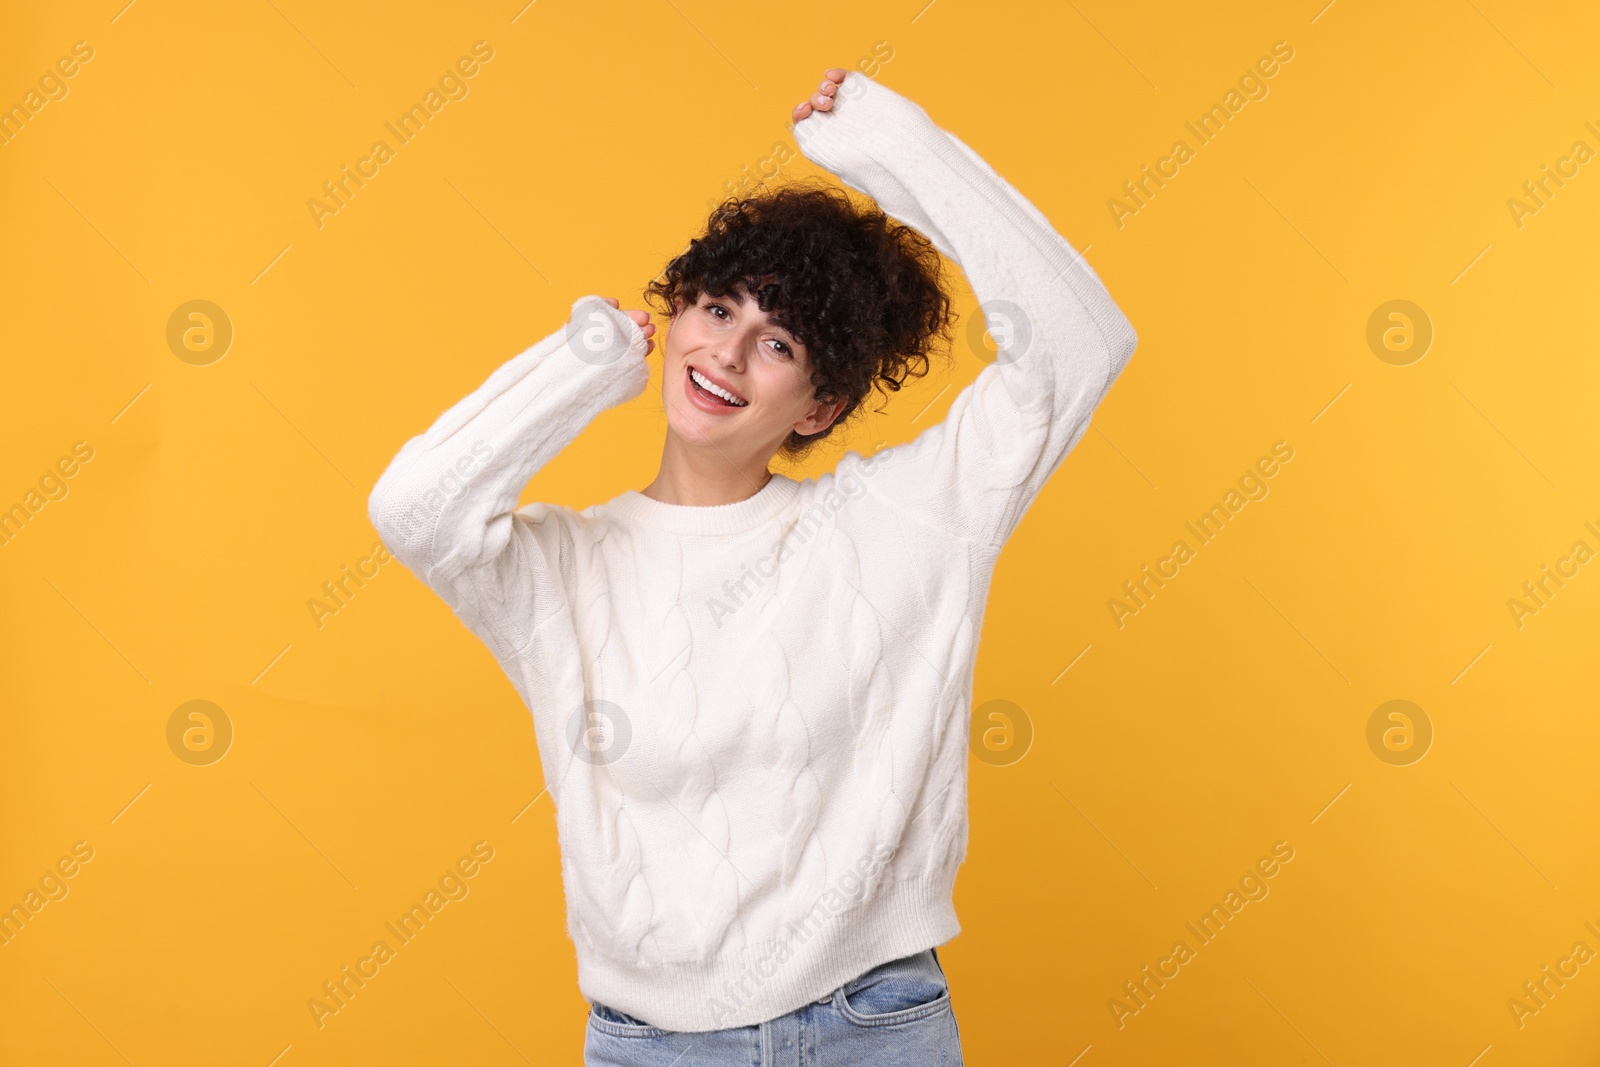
[367, 70, 1138, 1032]
[628, 528, 744, 960]
[918, 552, 978, 884]
[823, 523, 906, 910]
[562, 528, 660, 965]
[735, 548, 829, 923]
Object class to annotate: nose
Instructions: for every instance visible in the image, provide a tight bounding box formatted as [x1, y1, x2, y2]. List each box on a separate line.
[710, 333, 752, 372]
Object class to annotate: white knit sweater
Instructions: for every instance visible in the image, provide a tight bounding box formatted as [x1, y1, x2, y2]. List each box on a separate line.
[368, 70, 1136, 1032]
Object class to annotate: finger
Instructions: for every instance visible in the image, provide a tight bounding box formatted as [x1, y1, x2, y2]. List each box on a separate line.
[601, 296, 619, 307]
[825, 68, 847, 82]
[818, 80, 837, 96]
[810, 91, 833, 111]
[792, 101, 813, 121]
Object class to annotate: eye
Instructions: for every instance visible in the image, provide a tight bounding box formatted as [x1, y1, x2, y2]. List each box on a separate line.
[705, 302, 796, 359]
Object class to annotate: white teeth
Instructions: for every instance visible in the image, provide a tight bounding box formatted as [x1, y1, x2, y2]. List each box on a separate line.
[690, 367, 747, 406]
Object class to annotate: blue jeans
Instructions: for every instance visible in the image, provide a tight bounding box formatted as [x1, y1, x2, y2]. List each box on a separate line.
[583, 948, 963, 1066]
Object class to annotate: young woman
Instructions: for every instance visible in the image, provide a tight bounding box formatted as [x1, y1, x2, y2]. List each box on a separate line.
[369, 67, 1137, 1066]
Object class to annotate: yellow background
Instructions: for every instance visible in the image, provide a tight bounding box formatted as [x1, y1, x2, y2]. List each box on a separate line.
[3, 1, 1598, 1063]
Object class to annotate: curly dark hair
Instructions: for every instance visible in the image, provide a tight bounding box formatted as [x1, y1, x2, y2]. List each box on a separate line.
[643, 179, 956, 462]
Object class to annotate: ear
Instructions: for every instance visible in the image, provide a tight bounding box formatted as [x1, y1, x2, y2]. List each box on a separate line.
[795, 394, 849, 436]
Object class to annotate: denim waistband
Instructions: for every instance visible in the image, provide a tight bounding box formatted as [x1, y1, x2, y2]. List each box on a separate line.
[814, 947, 942, 1005]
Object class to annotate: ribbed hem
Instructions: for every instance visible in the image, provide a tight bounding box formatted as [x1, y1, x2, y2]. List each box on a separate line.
[575, 874, 961, 1033]
[599, 472, 801, 537]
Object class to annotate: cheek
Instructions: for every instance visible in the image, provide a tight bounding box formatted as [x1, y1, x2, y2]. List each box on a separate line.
[663, 325, 690, 365]
[670, 320, 707, 356]
[765, 364, 812, 409]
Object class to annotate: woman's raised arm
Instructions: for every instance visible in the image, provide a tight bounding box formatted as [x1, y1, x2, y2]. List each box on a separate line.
[792, 70, 1138, 548]
[367, 295, 651, 651]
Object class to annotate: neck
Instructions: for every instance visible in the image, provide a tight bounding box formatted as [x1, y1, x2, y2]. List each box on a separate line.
[641, 432, 775, 506]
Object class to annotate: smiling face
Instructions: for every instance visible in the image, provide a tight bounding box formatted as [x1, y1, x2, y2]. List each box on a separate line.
[662, 283, 846, 467]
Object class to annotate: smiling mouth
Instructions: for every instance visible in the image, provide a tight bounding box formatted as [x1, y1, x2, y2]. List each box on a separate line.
[688, 366, 748, 407]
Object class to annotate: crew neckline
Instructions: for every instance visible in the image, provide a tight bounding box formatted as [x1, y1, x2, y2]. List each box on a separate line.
[601, 472, 801, 536]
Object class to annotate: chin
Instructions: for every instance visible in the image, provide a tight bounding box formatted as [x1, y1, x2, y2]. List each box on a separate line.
[668, 410, 742, 446]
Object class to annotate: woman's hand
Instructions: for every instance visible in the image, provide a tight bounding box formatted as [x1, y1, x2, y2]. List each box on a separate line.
[792, 68, 847, 122]
[599, 296, 655, 357]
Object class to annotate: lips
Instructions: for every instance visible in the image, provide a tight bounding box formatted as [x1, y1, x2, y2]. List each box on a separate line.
[685, 364, 748, 410]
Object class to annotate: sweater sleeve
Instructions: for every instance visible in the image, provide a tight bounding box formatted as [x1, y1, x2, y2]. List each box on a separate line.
[792, 72, 1138, 548]
[367, 294, 651, 656]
